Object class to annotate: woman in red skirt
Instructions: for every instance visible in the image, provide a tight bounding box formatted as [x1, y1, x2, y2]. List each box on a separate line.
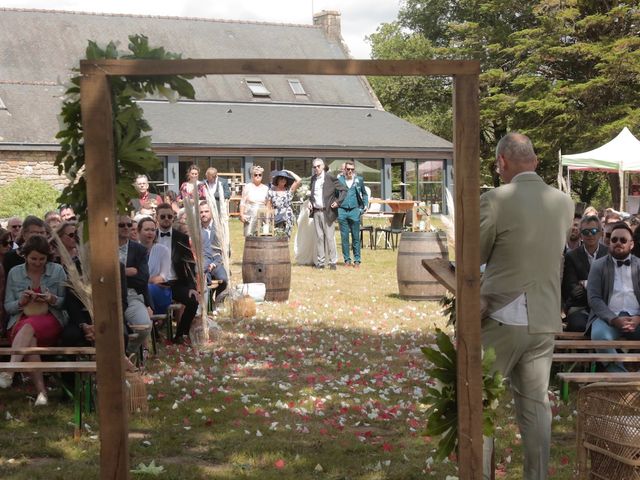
[0, 235, 67, 406]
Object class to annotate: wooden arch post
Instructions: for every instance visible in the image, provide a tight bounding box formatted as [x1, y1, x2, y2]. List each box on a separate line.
[79, 58, 480, 480]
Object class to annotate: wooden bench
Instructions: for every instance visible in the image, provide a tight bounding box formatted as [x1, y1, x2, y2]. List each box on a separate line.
[555, 339, 640, 349]
[553, 340, 640, 401]
[0, 347, 96, 438]
[557, 372, 640, 383]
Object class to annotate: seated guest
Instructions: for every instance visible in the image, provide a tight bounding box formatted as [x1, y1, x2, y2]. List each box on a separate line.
[4, 216, 47, 280]
[44, 211, 62, 231]
[564, 214, 582, 253]
[155, 203, 199, 344]
[0, 236, 67, 406]
[137, 217, 172, 315]
[587, 222, 640, 372]
[7, 217, 22, 249]
[130, 174, 160, 216]
[199, 201, 228, 306]
[562, 215, 608, 332]
[59, 205, 77, 222]
[117, 215, 152, 356]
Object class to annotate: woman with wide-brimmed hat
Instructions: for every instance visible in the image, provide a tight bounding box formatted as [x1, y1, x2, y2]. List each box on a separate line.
[267, 169, 301, 238]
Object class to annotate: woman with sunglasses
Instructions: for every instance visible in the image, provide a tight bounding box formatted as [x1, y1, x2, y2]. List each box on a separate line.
[0, 235, 67, 405]
[239, 165, 269, 237]
[137, 217, 172, 315]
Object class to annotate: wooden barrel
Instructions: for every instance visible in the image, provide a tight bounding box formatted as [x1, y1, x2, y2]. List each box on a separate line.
[242, 237, 291, 302]
[396, 231, 448, 300]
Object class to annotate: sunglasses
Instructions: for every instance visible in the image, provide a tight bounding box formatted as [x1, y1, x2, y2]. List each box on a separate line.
[313, 165, 323, 169]
[253, 174, 262, 177]
[9, 225, 21, 229]
[118, 222, 133, 228]
[581, 227, 600, 236]
[610, 236, 629, 244]
[345, 168, 355, 172]
[159, 214, 174, 220]
[63, 232, 77, 239]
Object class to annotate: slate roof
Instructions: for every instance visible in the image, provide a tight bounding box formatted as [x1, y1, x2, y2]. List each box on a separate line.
[0, 8, 452, 153]
[141, 101, 452, 153]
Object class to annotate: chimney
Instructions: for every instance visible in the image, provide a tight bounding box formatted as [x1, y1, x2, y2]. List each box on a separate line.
[313, 10, 341, 43]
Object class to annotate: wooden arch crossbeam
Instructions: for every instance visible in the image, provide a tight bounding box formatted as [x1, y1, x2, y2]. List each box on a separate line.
[79, 58, 480, 480]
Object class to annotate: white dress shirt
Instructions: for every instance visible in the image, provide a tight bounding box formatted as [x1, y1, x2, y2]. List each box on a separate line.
[313, 173, 325, 208]
[609, 256, 640, 315]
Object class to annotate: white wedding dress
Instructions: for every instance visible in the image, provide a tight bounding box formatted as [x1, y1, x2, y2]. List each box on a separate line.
[294, 200, 316, 265]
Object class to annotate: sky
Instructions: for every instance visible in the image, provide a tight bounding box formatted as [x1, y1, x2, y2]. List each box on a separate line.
[0, 0, 402, 58]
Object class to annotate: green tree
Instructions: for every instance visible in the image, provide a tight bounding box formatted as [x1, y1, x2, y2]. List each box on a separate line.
[368, 0, 640, 203]
[0, 178, 60, 219]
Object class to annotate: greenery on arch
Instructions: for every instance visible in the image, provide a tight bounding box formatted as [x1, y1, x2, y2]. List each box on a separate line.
[55, 35, 201, 222]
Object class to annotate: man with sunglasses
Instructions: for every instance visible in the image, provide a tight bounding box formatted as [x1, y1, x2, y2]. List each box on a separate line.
[7, 217, 22, 249]
[155, 203, 199, 344]
[587, 222, 640, 372]
[117, 215, 152, 356]
[562, 216, 608, 332]
[480, 133, 574, 480]
[337, 160, 368, 268]
[309, 158, 346, 270]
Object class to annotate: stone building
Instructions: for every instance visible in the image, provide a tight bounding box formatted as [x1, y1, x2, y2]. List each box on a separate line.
[0, 8, 453, 211]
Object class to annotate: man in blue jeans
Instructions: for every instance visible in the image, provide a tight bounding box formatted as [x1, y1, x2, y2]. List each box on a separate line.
[587, 222, 640, 372]
[337, 161, 368, 268]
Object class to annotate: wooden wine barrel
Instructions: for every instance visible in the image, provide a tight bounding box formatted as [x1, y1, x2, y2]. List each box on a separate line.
[242, 236, 291, 302]
[396, 231, 448, 300]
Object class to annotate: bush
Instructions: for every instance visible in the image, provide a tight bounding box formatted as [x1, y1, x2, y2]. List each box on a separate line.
[0, 178, 61, 219]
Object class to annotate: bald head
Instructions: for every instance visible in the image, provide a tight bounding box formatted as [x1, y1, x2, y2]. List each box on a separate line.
[495, 132, 538, 183]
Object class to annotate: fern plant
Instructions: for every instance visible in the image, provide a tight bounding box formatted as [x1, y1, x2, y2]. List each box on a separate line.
[421, 328, 505, 461]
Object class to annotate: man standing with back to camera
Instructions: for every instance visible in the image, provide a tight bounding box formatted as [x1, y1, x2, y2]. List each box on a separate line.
[480, 133, 574, 479]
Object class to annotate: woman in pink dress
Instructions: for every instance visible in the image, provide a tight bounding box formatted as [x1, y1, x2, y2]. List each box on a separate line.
[0, 235, 67, 406]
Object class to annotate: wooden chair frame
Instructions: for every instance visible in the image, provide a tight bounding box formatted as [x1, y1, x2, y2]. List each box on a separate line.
[79, 58, 480, 479]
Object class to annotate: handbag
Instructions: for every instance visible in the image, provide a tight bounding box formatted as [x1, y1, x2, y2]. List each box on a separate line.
[274, 211, 287, 226]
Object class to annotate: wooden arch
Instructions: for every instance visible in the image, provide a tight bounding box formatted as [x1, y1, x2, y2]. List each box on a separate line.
[79, 58, 481, 480]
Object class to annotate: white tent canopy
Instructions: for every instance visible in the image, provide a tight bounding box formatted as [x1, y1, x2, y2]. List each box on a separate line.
[561, 127, 640, 172]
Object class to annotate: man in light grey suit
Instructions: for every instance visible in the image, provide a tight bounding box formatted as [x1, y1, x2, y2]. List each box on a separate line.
[587, 222, 640, 372]
[309, 158, 346, 270]
[480, 133, 574, 480]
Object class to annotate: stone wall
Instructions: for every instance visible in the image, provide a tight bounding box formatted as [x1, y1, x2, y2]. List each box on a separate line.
[0, 150, 68, 191]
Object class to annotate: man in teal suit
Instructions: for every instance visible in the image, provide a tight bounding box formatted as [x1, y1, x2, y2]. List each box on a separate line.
[337, 161, 369, 267]
[480, 133, 574, 479]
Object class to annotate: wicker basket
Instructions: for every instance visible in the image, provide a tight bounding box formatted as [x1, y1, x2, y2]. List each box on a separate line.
[576, 382, 640, 479]
[125, 372, 148, 414]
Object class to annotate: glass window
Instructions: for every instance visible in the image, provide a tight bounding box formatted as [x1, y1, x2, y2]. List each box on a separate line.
[287, 79, 306, 95]
[283, 158, 314, 181]
[418, 160, 444, 207]
[245, 78, 270, 97]
[358, 159, 382, 199]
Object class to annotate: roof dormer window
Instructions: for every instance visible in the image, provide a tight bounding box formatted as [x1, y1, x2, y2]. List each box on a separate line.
[245, 78, 270, 97]
[288, 79, 306, 96]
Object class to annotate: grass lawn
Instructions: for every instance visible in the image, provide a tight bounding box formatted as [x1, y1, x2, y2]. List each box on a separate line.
[0, 219, 578, 479]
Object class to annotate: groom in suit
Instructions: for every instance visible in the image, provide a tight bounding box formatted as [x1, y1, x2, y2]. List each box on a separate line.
[337, 160, 369, 267]
[309, 158, 346, 270]
[480, 132, 574, 480]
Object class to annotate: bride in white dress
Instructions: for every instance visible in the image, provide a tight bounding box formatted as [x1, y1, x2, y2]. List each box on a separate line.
[294, 200, 316, 265]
